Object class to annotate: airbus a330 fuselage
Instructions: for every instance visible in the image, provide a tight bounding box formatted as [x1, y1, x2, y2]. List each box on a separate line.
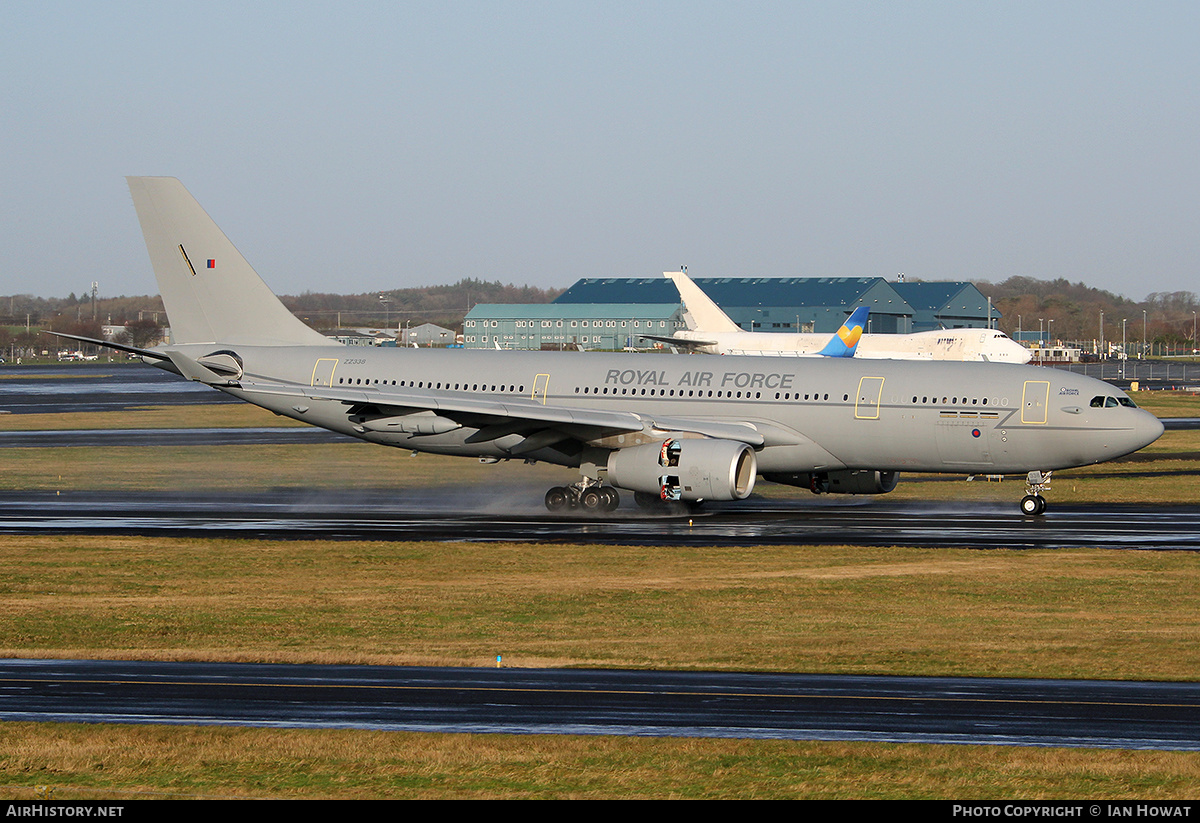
[62, 177, 1161, 517]
[161, 340, 1161, 511]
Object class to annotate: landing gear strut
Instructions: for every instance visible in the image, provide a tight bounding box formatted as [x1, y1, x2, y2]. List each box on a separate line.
[1020, 470, 1052, 516]
[544, 481, 620, 513]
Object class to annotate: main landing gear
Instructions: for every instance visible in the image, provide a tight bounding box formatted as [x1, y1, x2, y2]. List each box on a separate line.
[544, 481, 620, 513]
[1020, 470, 1052, 516]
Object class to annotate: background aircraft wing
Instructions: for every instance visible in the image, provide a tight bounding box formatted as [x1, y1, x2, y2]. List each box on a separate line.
[638, 333, 716, 349]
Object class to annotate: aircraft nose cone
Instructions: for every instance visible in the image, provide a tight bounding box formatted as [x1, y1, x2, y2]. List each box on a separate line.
[1138, 411, 1165, 448]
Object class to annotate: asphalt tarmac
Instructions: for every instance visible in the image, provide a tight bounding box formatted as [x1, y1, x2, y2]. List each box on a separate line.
[0, 427, 345, 447]
[0, 362, 236, 413]
[0, 486, 1195, 549]
[5, 658, 1200, 749]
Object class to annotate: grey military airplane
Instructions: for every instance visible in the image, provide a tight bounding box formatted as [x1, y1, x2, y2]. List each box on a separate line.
[56, 177, 1163, 516]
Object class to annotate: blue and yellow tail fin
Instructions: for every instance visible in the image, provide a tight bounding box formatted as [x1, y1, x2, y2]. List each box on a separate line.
[818, 306, 870, 357]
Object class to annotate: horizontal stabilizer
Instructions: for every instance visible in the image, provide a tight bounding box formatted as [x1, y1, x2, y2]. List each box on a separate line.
[42, 330, 171, 362]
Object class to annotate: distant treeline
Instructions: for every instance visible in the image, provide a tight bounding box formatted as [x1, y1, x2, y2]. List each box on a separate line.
[3, 276, 1198, 345]
[0, 278, 561, 335]
[981, 277, 1198, 344]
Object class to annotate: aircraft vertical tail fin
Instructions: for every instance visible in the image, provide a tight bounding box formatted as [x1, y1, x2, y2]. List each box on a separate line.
[664, 270, 743, 334]
[126, 177, 331, 346]
[818, 306, 870, 357]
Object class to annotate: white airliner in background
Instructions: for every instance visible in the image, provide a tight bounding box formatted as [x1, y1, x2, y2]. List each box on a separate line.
[642, 270, 1032, 363]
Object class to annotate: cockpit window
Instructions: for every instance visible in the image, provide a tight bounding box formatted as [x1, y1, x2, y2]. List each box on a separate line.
[1091, 395, 1137, 408]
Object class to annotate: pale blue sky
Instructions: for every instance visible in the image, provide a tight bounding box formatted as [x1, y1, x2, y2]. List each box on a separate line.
[3, 2, 1198, 300]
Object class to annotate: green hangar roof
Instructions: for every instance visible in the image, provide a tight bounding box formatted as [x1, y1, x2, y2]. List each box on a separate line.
[555, 276, 888, 307]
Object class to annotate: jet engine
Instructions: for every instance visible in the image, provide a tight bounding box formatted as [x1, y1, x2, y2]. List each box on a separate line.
[763, 469, 899, 495]
[606, 438, 757, 501]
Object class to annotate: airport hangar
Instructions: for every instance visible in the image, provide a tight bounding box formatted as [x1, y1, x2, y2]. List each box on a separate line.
[462, 277, 999, 350]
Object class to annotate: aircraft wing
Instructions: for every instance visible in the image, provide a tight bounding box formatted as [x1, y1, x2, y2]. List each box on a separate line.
[639, 334, 716, 349]
[239, 377, 768, 451]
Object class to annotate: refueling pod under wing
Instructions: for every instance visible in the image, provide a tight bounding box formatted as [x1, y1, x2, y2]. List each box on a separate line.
[764, 469, 900, 495]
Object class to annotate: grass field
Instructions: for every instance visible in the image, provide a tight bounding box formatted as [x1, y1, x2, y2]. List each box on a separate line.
[0, 388, 1198, 798]
[4, 538, 1200, 678]
[5, 725, 1200, 800]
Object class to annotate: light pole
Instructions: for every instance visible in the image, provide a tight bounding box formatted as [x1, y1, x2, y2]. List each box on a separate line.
[379, 294, 392, 329]
[1122, 318, 1127, 378]
[1142, 309, 1147, 359]
[1048, 319, 1054, 347]
[1039, 318, 1044, 348]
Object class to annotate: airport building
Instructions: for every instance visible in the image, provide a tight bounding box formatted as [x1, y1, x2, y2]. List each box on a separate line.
[891, 281, 1001, 332]
[553, 276, 933, 334]
[463, 303, 685, 350]
[401, 322, 459, 347]
[462, 277, 1000, 348]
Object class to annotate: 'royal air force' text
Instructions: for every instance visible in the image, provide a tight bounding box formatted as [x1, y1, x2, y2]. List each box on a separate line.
[604, 369, 795, 390]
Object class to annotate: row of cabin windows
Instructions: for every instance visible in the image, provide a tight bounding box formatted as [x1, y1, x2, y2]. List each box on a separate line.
[573, 386, 832, 401]
[564, 388, 1022, 407]
[338, 376, 524, 393]
[569, 387, 1010, 406]
[912, 396, 992, 406]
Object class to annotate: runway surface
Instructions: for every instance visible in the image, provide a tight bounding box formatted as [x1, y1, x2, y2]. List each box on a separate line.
[0, 427, 346, 447]
[0, 363, 236, 413]
[2, 489, 1198, 549]
[4, 658, 1199, 749]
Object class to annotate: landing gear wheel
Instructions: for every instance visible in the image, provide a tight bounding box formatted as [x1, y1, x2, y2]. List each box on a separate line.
[545, 487, 570, 512]
[601, 488, 620, 511]
[580, 488, 605, 512]
[1020, 494, 1046, 516]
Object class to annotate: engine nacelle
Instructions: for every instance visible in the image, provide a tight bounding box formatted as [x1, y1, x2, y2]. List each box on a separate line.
[763, 469, 899, 495]
[607, 438, 757, 501]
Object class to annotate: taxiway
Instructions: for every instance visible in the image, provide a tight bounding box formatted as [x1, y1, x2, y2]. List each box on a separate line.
[4, 658, 1200, 750]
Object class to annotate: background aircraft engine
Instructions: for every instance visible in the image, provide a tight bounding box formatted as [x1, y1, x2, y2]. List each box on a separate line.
[606, 438, 757, 501]
[763, 469, 900, 495]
